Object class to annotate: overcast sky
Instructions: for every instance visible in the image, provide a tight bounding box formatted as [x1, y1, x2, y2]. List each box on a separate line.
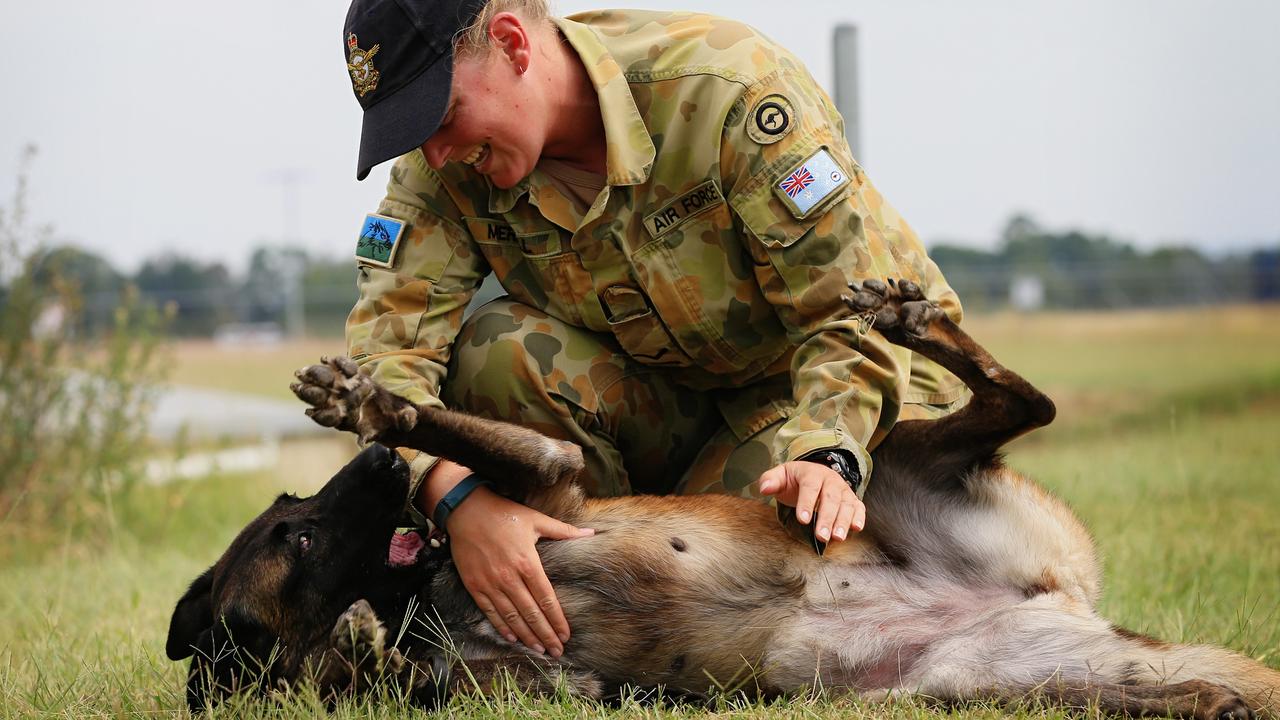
[3, 0, 1278, 274]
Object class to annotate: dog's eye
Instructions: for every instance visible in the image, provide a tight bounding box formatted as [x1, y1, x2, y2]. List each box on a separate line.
[297, 531, 313, 554]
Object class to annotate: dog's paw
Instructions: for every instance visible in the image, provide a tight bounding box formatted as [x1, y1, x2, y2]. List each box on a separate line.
[330, 599, 403, 677]
[841, 278, 943, 338]
[291, 356, 417, 444]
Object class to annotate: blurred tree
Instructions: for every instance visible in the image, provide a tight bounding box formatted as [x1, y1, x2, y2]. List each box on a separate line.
[134, 254, 233, 336]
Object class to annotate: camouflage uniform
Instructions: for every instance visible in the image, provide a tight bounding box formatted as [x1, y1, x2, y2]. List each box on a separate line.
[346, 10, 967, 511]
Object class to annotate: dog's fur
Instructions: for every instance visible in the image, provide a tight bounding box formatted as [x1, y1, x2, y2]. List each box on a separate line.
[167, 279, 1279, 718]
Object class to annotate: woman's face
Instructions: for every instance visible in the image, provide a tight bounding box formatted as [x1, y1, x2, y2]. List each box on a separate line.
[419, 49, 545, 189]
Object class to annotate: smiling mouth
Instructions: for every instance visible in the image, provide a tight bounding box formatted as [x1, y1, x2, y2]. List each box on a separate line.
[460, 144, 490, 169]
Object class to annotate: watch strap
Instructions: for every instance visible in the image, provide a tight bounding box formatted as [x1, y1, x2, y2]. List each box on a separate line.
[432, 474, 487, 531]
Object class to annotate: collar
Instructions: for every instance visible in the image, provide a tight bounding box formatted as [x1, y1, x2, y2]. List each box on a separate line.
[489, 15, 655, 214]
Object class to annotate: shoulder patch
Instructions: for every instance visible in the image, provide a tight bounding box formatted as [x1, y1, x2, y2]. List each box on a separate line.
[355, 213, 406, 268]
[643, 180, 725, 239]
[747, 94, 795, 145]
[773, 148, 851, 219]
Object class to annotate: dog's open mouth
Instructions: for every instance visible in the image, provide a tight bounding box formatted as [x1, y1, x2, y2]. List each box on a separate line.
[386, 528, 446, 567]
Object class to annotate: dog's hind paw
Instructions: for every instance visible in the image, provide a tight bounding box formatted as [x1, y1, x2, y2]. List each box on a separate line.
[842, 278, 943, 339]
[292, 356, 418, 444]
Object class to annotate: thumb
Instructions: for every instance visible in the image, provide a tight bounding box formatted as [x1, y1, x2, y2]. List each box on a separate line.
[757, 465, 789, 496]
[536, 517, 596, 540]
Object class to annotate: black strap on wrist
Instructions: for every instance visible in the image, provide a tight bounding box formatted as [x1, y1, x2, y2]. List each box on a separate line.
[798, 449, 864, 497]
[432, 474, 487, 531]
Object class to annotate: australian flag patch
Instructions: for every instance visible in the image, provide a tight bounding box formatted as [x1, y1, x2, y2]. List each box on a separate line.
[355, 213, 406, 268]
[774, 148, 851, 219]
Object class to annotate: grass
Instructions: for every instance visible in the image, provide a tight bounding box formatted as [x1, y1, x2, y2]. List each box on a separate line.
[1, 305, 1278, 717]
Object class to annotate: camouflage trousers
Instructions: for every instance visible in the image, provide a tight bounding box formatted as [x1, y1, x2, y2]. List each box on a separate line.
[407, 299, 963, 503]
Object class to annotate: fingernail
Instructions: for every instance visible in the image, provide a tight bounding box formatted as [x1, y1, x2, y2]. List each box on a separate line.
[579, 528, 596, 537]
[532, 644, 545, 655]
[835, 527, 847, 540]
[819, 526, 830, 540]
[504, 633, 517, 644]
[798, 510, 810, 523]
[558, 632, 569, 644]
[549, 646, 562, 658]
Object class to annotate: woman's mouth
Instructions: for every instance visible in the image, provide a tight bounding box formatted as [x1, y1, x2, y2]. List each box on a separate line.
[461, 144, 491, 171]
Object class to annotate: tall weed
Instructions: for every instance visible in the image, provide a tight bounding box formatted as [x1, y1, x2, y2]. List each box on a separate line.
[0, 145, 170, 553]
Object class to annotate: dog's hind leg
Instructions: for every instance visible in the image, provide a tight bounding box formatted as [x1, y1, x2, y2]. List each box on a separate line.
[847, 279, 1056, 484]
[291, 356, 584, 491]
[888, 597, 1275, 719]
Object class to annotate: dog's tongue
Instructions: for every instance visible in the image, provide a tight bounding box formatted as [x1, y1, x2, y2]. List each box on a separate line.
[388, 531, 425, 567]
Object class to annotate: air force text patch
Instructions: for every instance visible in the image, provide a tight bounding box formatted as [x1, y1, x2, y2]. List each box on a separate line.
[355, 213, 406, 268]
[644, 180, 725, 238]
[773, 148, 851, 219]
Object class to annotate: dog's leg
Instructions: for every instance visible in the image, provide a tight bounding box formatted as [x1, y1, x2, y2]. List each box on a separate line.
[313, 599, 410, 695]
[444, 656, 603, 701]
[888, 597, 1275, 719]
[846, 278, 1056, 484]
[291, 356, 584, 491]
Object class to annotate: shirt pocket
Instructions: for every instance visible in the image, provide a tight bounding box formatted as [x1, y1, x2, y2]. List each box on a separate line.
[598, 285, 694, 367]
[465, 217, 593, 326]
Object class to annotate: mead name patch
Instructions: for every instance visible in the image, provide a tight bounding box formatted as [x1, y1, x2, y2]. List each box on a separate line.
[644, 180, 725, 238]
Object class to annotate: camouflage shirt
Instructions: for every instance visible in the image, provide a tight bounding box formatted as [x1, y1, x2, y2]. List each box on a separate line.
[347, 10, 965, 484]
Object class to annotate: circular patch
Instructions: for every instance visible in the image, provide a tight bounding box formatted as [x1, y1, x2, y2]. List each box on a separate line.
[747, 94, 795, 145]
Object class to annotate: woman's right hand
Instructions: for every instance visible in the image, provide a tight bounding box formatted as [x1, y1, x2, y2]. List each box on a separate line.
[441, 484, 593, 657]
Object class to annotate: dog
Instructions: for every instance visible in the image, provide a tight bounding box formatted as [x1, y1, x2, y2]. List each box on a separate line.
[166, 279, 1280, 717]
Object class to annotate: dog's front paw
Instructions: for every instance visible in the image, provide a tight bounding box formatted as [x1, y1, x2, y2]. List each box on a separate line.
[291, 356, 417, 444]
[330, 599, 403, 679]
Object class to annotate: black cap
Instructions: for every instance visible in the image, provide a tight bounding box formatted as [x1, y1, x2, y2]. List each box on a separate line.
[343, 0, 487, 180]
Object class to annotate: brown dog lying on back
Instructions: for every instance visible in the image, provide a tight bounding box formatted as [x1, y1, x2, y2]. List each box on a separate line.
[166, 279, 1279, 717]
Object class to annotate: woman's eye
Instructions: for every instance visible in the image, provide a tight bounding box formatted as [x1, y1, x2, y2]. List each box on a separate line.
[298, 531, 312, 554]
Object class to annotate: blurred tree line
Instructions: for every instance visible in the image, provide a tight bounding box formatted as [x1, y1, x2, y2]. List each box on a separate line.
[11, 213, 1280, 340]
[25, 245, 360, 338]
[932, 214, 1280, 312]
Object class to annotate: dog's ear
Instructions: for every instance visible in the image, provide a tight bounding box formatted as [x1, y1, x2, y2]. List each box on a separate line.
[167, 567, 214, 661]
[184, 610, 278, 712]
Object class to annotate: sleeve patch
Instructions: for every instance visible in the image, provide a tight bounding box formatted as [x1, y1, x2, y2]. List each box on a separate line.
[773, 148, 851, 219]
[355, 213, 407, 268]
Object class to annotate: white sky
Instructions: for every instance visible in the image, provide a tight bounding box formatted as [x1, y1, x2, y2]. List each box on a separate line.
[3, 0, 1278, 274]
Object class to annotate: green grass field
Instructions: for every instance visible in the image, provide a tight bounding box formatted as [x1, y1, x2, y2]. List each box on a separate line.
[1, 306, 1278, 718]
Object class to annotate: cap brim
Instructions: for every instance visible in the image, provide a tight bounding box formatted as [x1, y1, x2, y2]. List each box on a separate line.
[355, 53, 454, 181]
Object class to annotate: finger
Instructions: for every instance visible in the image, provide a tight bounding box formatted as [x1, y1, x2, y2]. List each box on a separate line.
[537, 517, 595, 540]
[850, 496, 867, 533]
[757, 465, 787, 496]
[488, 591, 544, 654]
[524, 566, 570, 648]
[813, 481, 846, 542]
[511, 571, 564, 656]
[794, 472, 821, 525]
[471, 593, 518, 645]
[831, 493, 858, 541]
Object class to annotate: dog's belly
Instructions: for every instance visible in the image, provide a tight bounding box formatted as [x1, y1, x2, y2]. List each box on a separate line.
[760, 564, 1040, 691]
[538, 494, 887, 690]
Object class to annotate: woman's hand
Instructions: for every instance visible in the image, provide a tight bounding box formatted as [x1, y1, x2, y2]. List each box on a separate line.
[443, 485, 593, 657]
[758, 461, 864, 542]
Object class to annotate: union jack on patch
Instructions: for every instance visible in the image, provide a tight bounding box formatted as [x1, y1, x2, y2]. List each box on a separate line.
[779, 167, 815, 198]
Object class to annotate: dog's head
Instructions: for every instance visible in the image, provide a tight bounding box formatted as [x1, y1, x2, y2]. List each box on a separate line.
[166, 443, 414, 710]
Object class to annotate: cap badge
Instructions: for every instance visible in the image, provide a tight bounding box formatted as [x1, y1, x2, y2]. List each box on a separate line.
[346, 33, 381, 98]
